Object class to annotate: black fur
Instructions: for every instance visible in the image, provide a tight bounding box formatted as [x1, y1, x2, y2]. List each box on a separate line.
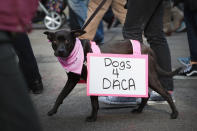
[44, 29, 181, 122]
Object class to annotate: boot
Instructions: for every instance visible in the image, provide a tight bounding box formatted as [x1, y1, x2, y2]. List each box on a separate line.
[30, 79, 43, 94]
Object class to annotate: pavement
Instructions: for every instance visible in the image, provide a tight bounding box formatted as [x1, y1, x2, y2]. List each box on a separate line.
[29, 24, 197, 131]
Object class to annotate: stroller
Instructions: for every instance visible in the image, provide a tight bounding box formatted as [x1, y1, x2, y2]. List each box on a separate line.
[35, 0, 67, 30]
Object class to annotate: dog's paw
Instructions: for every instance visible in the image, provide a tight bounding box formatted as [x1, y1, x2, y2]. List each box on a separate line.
[131, 109, 142, 114]
[171, 111, 178, 119]
[47, 109, 57, 116]
[85, 116, 97, 122]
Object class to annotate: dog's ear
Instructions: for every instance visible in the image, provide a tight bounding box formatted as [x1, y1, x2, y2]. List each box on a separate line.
[71, 29, 86, 37]
[43, 31, 55, 41]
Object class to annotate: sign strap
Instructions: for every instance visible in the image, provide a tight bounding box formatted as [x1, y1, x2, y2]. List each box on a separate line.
[90, 41, 101, 53]
[130, 40, 141, 55]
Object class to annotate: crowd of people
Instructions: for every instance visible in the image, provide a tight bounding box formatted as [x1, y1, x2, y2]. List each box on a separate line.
[0, 0, 197, 130]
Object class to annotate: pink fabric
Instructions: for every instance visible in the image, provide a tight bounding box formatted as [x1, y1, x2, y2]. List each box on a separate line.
[57, 39, 101, 74]
[90, 41, 101, 53]
[58, 38, 84, 74]
[130, 40, 141, 55]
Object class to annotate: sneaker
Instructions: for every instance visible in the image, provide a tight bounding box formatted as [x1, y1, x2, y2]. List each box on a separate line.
[179, 64, 197, 76]
[176, 21, 186, 32]
[98, 96, 137, 105]
[148, 91, 175, 104]
[177, 57, 190, 66]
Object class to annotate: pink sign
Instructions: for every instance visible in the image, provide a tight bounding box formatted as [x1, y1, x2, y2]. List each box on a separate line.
[87, 53, 148, 98]
[87, 40, 148, 97]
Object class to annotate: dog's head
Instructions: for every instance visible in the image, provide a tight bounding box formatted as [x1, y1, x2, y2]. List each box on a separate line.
[44, 29, 86, 58]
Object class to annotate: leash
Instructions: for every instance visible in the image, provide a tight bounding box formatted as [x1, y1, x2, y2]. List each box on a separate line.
[81, 0, 107, 31]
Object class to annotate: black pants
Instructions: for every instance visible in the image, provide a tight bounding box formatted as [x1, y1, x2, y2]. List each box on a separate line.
[184, 7, 197, 62]
[123, 0, 173, 91]
[13, 33, 41, 88]
[0, 32, 41, 131]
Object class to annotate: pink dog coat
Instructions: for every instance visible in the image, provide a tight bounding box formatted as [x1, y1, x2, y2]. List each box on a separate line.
[57, 38, 100, 74]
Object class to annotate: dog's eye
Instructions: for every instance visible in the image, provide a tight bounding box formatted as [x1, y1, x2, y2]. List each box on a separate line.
[65, 39, 70, 43]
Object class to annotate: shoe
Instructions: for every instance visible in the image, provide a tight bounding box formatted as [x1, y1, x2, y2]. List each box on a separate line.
[176, 21, 186, 32]
[148, 91, 175, 104]
[177, 57, 190, 66]
[179, 64, 197, 76]
[98, 96, 137, 105]
[30, 79, 43, 94]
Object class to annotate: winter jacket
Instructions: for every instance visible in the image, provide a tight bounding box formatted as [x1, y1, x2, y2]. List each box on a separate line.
[0, 0, 38, 32]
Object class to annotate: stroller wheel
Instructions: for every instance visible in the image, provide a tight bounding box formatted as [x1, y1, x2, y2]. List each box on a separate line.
[44, 11, 62, 30]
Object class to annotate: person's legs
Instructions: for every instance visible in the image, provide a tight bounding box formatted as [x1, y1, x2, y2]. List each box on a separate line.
[68, 0, 104, 44]
[144, 1, 174, 92]
[123, 0, 174, 102]
[111, 0, 127, 25]
[100, 0, 136, 105]
[103, 7, 115, 29]
[0, 40, 42, 130]
[122, 0, 162, 41]
[179, 7, 197, 76]
[68, 7, 83, 30]
[80, 0, 112, 40]
[184, 8, 197, 62]
[93, 22, 104, 44]
[68, 0, 89, 29]
[13, 33, 43, 94]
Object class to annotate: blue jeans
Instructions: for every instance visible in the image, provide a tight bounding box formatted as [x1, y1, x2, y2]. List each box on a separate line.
[68, 0, 104, 44]
[123, 0, 173, 91]
[184, 7, 197, 62]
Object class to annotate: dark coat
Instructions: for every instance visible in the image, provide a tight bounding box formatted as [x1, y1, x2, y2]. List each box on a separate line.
[174, 0, 197, 11]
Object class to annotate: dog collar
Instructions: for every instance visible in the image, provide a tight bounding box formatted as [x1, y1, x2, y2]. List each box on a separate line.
[57, 38, 84, 75]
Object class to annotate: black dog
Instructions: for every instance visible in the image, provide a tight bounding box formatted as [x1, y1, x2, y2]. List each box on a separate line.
[44, 29, 181, 122]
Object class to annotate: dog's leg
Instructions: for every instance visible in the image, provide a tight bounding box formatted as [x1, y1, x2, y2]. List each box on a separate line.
[48, 72, 80, 116]
[81, 65, 88, 82]
[149, 75, 178, 119]
[132, 95, 150, 113]
[80, 65, 99, 122]
[86, 96, 99, 122]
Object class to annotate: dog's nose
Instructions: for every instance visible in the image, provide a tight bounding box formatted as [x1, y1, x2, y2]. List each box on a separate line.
[58, 50, 65, 55]
[56, 48, 67, 57]
[58, 49, 64, 53]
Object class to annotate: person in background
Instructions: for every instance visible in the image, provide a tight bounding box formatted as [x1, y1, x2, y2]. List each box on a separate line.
[13, 33, 43, 94]
[0, 0, 42, 130]
[163, 0, 185, 36]
[80, 0, 127, 42]
[122, 0, 175, 103]
[175, 0, 197, 76]
[68, 0, 113, 44]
